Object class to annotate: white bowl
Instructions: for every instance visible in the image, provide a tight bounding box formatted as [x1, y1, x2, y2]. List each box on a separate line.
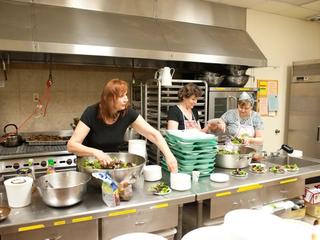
[210, 173, 229, 183]
[170, 173, 191, 191]
[143, 165, 162, 182]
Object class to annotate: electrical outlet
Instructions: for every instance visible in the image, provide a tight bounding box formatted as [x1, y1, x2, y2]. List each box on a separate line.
[33, 93, 39, 103]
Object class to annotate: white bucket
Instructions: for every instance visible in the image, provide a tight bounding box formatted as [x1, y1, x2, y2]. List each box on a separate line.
[128, 139, 147, 159]
[4, 176, 33, 208]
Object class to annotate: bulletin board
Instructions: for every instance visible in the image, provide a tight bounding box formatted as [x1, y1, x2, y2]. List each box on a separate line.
[257, 80, 278, 117]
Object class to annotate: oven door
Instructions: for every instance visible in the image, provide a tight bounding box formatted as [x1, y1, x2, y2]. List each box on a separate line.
[208, 92, 239, 119]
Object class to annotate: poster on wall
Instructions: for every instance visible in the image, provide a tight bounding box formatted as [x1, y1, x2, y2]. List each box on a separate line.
[257, 80, 278, 117]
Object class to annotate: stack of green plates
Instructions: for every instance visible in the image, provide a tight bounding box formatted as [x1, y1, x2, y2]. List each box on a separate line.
[163, 130, 218, 177]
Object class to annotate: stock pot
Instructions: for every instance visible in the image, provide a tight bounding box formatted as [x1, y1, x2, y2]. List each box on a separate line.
[215, 146, 256, 169]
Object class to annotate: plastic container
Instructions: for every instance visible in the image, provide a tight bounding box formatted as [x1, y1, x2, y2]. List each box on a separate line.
[128, 139, 147, 159]
[4, 176, 33, 208]
[47, 159, 55, 174]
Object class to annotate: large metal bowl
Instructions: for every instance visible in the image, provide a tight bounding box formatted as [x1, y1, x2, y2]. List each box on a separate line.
[215, 146, 256, 169]
[223, 75, 250, 87]
[36, 171, 91, 207]
[77, 153, 146, 187]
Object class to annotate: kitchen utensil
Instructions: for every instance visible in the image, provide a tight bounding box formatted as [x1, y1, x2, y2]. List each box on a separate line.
[198, 72, 225, 86]
[4, 176, 33, 208]
[228, 65, 248, 76]
[170, 173, 191, 191]
[77, 153, 146, 187]
[223, 75, 250, 87]
[1, 124, 23, 147]
[36, 171, 91, 207]
[154, 67, 175, 86]
[143, 165, 162, 181]
[128, 139, 147, 159]
[215, 146, 256, 169]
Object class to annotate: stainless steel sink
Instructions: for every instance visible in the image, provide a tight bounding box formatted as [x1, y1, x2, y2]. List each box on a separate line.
[265, 156, 319, 167]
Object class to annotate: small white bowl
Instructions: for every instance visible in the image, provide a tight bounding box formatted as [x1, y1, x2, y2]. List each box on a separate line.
[210, 173, 229, 183]
[143, 165, 162, 182]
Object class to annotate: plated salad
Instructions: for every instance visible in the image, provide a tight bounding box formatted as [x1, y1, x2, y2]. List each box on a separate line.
[269, 165, 286, 174]
[284, 163, 299, 172]
[249, 164, 267, 174]
[231, 168, 248, 177]
[149, 182, 172, 195]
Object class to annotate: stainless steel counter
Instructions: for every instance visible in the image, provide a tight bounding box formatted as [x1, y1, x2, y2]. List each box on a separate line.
[0, 178, 195, 238]
[194, 156, 320, 200]
[1, 156, 320, 238]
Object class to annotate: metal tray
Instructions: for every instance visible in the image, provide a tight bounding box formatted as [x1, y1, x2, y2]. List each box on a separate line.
[26, 139, 68, 146]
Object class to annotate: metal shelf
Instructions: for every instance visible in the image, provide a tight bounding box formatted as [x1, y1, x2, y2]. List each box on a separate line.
[144, 79, 208, 164]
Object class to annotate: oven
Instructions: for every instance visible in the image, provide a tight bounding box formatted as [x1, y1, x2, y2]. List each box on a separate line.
[208, 87, 258, 119]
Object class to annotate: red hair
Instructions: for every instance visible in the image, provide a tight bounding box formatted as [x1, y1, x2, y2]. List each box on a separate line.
[99, 79, 128, 120]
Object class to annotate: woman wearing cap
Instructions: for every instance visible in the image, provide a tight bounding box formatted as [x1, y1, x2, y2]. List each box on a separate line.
[167, 83, 211, 132]
[209, 92, 264, 145]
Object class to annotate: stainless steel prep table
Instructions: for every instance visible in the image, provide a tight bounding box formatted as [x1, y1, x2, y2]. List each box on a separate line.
[0, 180, 195, 240]
[192, 156, 320, 227]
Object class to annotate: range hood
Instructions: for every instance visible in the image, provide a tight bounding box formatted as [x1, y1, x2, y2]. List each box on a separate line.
[0, 0, 267, 67]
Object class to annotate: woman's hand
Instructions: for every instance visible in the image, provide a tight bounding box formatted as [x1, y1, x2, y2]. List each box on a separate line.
[166, 156, 178, 173]
[208, 118, 226, 133]
[93, 149, 113, 167]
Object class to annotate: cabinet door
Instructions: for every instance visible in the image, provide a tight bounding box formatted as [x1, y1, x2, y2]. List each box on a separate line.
[2, 220, 98, 240]
[102, 206, 178, 239]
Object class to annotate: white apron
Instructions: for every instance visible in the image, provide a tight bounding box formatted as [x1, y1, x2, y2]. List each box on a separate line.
[178, 106, 199, 130]
[236, 111, 255, 138]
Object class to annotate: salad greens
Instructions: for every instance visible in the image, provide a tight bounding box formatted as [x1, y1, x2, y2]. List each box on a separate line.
[231, 168, 248, 177]
[149, 182, 171, 195]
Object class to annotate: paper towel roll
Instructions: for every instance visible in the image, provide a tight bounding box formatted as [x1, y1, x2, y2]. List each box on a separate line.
[4, 176, 33, 208]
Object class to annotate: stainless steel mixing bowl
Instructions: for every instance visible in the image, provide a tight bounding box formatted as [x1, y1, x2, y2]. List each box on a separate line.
[77, 152, 146, 187]
[36, 171, 91, 207]
[215, 146, 256, 169]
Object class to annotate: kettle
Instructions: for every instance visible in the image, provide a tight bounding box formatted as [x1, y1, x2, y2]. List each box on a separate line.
[154, 67, 175, 86]
[1, 124, 23, 147]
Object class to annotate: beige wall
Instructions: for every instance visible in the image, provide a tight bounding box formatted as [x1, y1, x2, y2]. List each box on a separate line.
[246, 9, 320, 152]
[0, 64, 150, 132]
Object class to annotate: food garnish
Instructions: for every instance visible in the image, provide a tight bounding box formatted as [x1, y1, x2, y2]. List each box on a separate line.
[284, 164, 299, 172]
[231, 168, 248, 177]
[149, 182, 171, 195]
[269, 165, 286, 174]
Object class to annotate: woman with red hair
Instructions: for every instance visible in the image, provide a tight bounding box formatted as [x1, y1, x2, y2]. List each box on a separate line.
[68, 79, 177, 172]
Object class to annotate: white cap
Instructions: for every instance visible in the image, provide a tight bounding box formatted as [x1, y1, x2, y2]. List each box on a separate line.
[239, 92, 254, 105]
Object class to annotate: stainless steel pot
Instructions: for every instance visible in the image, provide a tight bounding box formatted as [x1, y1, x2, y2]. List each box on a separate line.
[1, 124, 23, 147]
[215, 146, 256, 169]
[36, 171, 91, 207]
[77, 152, 146, 187]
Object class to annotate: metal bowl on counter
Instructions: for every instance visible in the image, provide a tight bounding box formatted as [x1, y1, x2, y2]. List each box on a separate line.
[77, 153, 146, 187]
[215, 146, 256, 169]
[36, 171, 91, 207]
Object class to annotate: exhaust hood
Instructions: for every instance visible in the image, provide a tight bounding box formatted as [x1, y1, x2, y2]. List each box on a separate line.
[0, 0, 267, 67]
